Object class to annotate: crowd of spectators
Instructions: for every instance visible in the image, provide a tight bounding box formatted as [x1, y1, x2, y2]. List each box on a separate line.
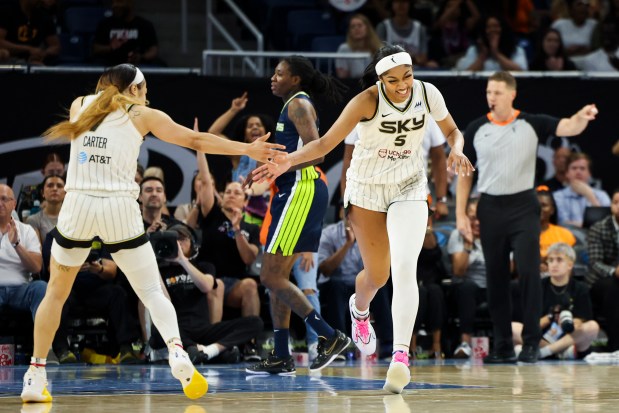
[1, 0, 618, 73]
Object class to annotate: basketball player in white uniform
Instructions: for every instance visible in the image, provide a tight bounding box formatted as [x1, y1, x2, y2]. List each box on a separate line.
[252, 45, 474, 394]
[21, 63, 284, 403]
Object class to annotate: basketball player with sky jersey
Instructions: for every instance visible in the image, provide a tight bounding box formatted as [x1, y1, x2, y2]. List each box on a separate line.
[252, 44, 474, 394]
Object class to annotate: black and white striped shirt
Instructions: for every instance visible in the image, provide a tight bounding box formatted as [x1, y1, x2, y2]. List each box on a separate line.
[463, 111, 559, 196]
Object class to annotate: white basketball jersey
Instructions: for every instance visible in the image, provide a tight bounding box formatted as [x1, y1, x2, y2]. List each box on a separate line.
[347, 79, 449, 185]
[65, 94, 143, 198]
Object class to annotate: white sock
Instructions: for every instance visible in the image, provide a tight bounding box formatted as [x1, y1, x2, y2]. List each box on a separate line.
[202, 344, 220, 360]
[353, 302, 370, 320]
[539, 346, 553, 358]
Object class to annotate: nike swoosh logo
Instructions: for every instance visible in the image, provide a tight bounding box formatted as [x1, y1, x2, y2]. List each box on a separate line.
[381, 113, 392, 118]
[315, 315, 320, 320]
[278, 193, 286, 198]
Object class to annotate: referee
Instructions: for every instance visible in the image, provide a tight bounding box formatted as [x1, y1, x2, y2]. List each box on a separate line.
[456, 71, 598, 363]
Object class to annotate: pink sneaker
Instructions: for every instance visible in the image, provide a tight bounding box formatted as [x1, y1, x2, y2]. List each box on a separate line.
[349, 294, 376, 356]
[383, 351, 411, 394]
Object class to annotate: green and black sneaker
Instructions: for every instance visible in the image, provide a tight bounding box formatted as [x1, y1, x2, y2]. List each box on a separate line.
[246, 351, 296, 375]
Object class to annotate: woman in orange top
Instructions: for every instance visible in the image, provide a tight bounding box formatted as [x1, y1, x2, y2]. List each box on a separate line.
[538, 187, 576, 259]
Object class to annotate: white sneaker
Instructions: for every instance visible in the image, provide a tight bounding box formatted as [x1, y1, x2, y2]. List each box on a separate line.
[168, 345, 208, 399]
[21, 365, 52, 403]
[383, 351, 411, 394]
[349, 294, 376, 356]
[453, 342, 472, 358]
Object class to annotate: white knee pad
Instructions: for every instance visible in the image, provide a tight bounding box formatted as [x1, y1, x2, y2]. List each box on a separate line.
[51, 239, 91, 267]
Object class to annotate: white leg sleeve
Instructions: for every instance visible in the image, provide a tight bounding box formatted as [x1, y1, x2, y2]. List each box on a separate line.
[386, 201, 427, 350]
[111, 243, 180, 342]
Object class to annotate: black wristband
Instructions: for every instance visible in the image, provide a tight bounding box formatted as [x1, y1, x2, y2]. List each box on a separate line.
[12, 239, 20, 248]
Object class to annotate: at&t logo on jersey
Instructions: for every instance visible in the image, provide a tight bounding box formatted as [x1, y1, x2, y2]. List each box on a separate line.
[77, 151, 112, 165]
[78, 151, 88, 164]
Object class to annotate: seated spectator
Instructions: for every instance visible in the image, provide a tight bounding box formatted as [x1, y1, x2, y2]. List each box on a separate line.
[553, 153, 611, 227]
[412, 217, 447, 359]
[512, 243, 599, 359]
[455, 15, 529, 71]
[41, 234, 142, 364]
[92, 0, 165, 67]
[150, 224, 263, 364]
[140, 176, 181, 233]
[26, 175, 65, 244]
[0, 0, 60, 65]
[447, 197, 487, 358]
[586, 187, 619, 351]
[0, 184, 62, 362]
[541, 146, 572, 192]
[551, 0, 598, 58]
[429, 0, 480, 68]
[529, 28, 578, 70]
[581, 18, 619, 71]
[206, 100, 275, 225]
[376, 0, 435, 67]
[537, 188, 576, 261]
[17, 152, 66, 221]
[193, 150, 261, 330]
[41, 152, 65, 178]
[335, 13, 381, 79]
[613, 138, 619, 156]
[317, 205, 392, 357]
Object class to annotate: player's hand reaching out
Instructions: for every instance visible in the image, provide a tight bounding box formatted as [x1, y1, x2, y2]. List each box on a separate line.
[250, 153, 290, 184]
[245, 133, 286, 164]
[447, 148, 474, 177]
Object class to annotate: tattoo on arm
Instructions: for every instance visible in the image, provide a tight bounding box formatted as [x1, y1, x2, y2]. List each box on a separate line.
[290, 103, 316, 144]
[54, 262, 72, 272]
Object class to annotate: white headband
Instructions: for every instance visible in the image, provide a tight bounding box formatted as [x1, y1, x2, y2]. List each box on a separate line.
[131, 67, 145, 86]
[375, 52, 412, 76]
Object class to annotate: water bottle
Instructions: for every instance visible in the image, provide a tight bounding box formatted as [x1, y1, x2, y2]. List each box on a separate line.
[30, 200, 41, 215]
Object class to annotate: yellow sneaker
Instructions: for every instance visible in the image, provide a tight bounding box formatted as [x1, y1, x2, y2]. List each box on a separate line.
[169, 345, 208, 399]
[21, 366, 52, 403]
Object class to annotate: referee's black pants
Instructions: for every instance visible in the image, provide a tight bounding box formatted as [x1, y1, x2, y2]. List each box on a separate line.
[478, 189, 542, 353]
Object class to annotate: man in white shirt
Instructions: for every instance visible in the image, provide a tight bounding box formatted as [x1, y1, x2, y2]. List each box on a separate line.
[0, 183, 45, 331]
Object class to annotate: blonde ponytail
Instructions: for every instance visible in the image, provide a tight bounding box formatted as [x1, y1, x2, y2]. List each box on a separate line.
[44, 86, 142, 141]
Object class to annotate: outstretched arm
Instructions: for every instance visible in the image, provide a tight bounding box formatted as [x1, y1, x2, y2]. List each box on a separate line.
[556, 104, 598, 137]
[252, 91, 374, 182]
[137, 107, 284, 163]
